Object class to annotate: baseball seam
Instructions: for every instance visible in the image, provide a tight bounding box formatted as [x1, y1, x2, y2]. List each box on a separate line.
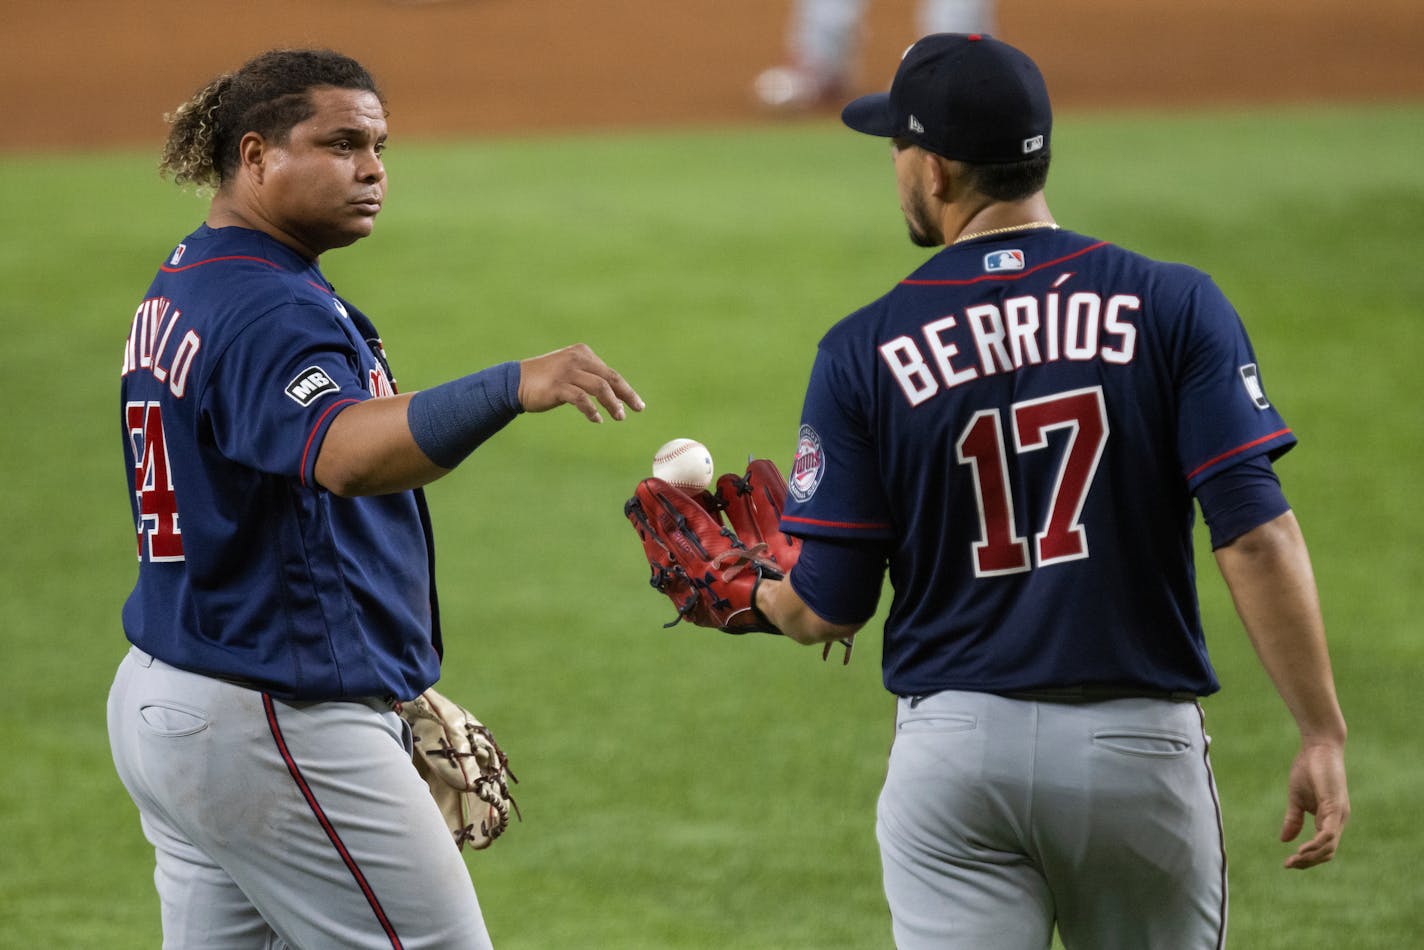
[654, 442, 700, 464]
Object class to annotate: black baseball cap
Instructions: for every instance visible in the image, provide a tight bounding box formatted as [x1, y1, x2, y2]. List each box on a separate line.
[842, 33, 1052, 164]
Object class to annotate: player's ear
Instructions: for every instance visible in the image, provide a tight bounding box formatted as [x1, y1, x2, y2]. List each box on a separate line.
[236, 132, 270, 183]
[930, 155, 979, 205]
[923, 152, 955, 201]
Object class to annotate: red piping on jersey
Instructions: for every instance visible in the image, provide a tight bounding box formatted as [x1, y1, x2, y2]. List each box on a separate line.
[300, 398, 361, 487]
[899, 241, 1111, 286]
[160, 254, 333, 295]
[1185, 428, 1291, 482]
[783, 514, 891, 531]
[263, 694, 405, 950]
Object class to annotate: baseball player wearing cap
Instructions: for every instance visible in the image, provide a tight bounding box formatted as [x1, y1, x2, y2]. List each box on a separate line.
[752, 34, 1349, 949]
[108, 49, 642, 948]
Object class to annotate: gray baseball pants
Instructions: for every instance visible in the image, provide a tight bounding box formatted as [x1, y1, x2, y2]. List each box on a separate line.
[108, 646, 494, 949]
[877, 690, 1227, 949]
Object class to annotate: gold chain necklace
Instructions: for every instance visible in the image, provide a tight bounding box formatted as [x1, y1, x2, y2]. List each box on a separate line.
[952, 221, 1059, 245]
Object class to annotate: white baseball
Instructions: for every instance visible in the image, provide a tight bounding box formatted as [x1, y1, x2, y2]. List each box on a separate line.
[651, 438, 715, 492]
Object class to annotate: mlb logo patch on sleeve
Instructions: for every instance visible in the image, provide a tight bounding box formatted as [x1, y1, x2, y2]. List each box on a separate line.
[285, 366, 341, 406]
[984, 249, 1025, 273]
[1239, 363, 1270, 409]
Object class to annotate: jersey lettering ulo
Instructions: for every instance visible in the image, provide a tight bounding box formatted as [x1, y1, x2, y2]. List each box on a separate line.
[782, 229, 1295, 697]
[118, 225, 440, 700]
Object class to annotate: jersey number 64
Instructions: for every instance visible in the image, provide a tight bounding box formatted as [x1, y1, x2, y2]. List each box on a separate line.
[125, 401, 185, 562]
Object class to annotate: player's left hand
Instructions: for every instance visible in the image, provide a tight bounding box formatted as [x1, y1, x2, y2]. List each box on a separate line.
[1280, 738, 1349, 869]
[518, 343, 644, 423]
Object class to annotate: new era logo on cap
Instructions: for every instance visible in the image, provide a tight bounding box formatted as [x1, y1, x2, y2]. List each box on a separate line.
[909, 115, 925, 134]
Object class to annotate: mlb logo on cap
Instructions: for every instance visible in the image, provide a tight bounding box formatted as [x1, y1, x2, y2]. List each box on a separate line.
[984, 249, 1025, 272]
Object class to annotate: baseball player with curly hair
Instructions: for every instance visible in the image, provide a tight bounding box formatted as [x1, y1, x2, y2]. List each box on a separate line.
[108, 48, 642, 949]
[749, 34, 1350, 949]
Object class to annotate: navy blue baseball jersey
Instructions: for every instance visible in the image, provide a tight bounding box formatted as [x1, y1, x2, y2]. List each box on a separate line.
[781, 228, 1295, 697]
[118, 224, 440, 700]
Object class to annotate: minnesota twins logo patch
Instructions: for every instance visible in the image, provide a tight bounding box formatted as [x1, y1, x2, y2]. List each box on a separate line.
[789, 424, 826, 502]
[984, 249, 1025, 273]
[285, 366, 340, 406]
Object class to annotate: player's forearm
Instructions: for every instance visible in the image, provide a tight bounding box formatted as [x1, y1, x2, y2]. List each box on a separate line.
[1213, 510, 1347, 744]
[314, 395, 451, 496]
[316, 363, 526, 496]
[754, 575, 864, 645]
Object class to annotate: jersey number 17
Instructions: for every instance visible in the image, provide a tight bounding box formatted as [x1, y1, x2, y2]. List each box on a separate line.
[956, 386, 1107, 577]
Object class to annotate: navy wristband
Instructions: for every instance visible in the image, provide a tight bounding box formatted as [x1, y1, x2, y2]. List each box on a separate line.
[407, 361, 523, 469]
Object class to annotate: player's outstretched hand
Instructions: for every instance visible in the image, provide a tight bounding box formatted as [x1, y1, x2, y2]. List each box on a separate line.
[1280, 739, 1349, 869]
[519, 343, 644, 423]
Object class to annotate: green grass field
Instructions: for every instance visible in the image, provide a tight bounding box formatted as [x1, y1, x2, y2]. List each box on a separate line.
[2, 102, 1421, 948]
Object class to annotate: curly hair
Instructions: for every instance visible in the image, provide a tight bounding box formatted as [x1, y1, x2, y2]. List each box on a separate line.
[160, 49, 383, 190]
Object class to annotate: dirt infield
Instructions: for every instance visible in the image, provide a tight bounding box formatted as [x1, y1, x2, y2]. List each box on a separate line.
[4, 0, 1421, 152]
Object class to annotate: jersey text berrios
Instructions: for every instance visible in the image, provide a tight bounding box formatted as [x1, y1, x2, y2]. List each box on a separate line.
[880, 280, 1140, 407]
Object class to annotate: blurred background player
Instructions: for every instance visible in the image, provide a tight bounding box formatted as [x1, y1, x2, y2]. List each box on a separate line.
[755, 0, 996, 111]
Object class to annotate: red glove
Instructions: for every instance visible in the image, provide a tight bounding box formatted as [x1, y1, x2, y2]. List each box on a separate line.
[714, 458, 801, 572]
[625, 459, 798, 635]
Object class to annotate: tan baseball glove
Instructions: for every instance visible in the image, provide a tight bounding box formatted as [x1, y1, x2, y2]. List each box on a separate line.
[396, 687, 519, 851]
